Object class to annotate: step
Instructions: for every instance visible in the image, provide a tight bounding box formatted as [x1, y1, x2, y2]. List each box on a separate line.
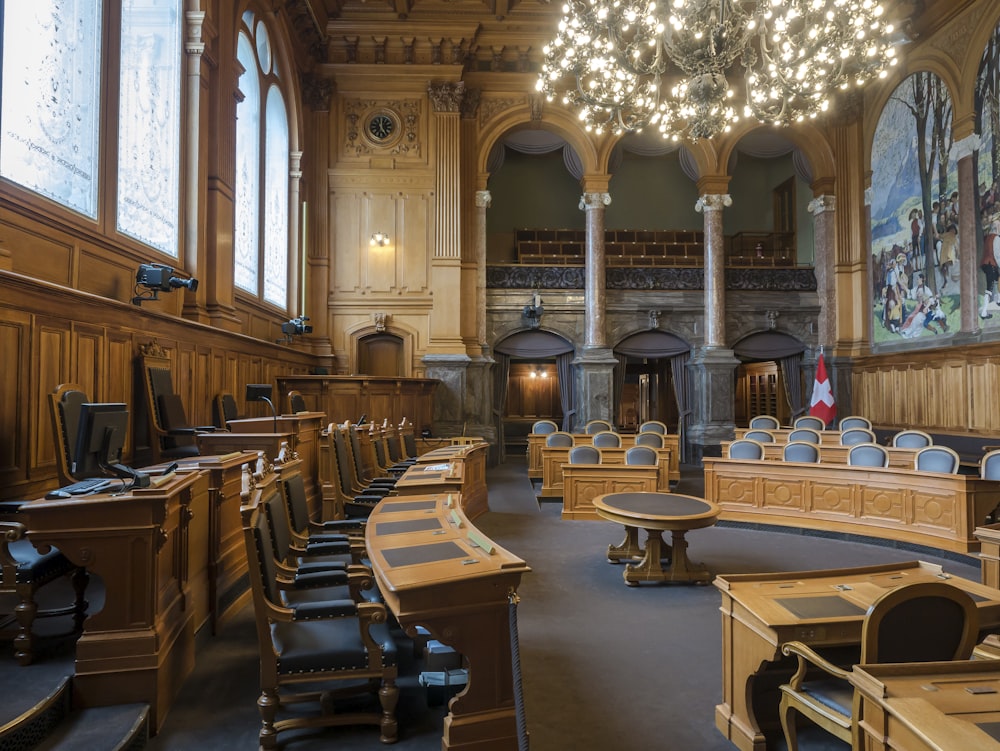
[32, 704, 149, 751]
[0, 677, 71, 751]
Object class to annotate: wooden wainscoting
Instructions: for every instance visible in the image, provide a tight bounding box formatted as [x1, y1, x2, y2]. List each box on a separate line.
[0, 270, 315, 501]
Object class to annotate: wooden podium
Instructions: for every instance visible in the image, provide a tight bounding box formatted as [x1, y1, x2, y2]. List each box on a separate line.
[24, 471, 209, 731]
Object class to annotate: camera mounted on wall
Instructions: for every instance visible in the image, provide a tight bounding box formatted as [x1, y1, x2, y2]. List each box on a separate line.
[277, 315, 312, 344]
[131, 263, 199, 306]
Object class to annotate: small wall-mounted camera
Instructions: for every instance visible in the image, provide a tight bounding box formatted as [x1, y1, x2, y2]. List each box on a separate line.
[277, 315, 312, 343]
[132, 263, 199, 305]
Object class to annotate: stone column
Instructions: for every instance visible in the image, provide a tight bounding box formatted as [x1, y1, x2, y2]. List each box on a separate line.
[288, 150, 302, 316]
[181, 11, 206, 320]
[955, 134, 981, 334]
[475, 189, 492, 350]
[573, 190, 616, 430]
[809, 195, 837, 349]
[689, 193, 738, 461]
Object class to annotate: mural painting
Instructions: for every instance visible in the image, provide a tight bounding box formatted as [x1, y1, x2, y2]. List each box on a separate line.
[976, 22, 1000, 327]
[870, 72, 959, 344]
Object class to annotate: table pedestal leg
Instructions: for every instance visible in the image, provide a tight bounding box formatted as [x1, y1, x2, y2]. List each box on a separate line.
[665, 529, 712, 584]
[607, 527, 642, 562]
[623, 529, 711, 586]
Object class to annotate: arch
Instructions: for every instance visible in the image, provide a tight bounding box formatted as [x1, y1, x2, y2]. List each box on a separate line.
[477, 109, 602, 180]
[731, 331, 806, 360]
[613, 329, 692, 358]
[494, 329, 574, 357]
[345, 319, 418, 377]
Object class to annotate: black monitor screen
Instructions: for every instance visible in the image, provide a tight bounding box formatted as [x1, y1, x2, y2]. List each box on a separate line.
[71, 403, 129, 479]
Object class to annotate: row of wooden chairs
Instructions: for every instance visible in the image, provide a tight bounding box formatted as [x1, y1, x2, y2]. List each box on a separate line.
[749, 414, 872, 431]
[729, 438, 973, 474]
[532, 419, 669, 435]
[543, 430, 666, 450]
[563, 444, 659, 466]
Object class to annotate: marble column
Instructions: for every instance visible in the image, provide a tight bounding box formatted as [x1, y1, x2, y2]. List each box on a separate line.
[475, 190, 492, 350]
[955, 134, 981, 334]
[689, 193, 738, 461]
[808, 195, 837, 349]
[182, 11, 205, 320]
[573, 191, 617, 430]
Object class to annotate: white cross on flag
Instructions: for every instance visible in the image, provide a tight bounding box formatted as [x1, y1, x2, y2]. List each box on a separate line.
[808, 353, 837, 427]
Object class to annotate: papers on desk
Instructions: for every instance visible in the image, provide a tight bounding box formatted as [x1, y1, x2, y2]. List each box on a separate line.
[423, 463, 450, 471]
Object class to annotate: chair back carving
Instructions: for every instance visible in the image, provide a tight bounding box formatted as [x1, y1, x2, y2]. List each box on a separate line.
[892, 429, 932, 448]
[638, 420, 668, 435]
[840, 427, 876, 446]
[531, 420, 559, 435]
[569, 445, 600, 464]
[914, 445, 960, 474]
[838, 415, 872, 431]
[584, 419, 613, 435]
[793, 415, 826, 430]
[787, 427, 821, 444]
[591, 431, 622, 448]
[847, 443, 889, 467]
[625, 446, 657, 466]
[749, 415, 781, 430]
[545, 431, 574, 448]
[635, 432, 664, 449]
[728, 439, 764, 460]
[744, 430, 775, 443]
[48, 383, 90, 485]
[782, 441, 819, 463]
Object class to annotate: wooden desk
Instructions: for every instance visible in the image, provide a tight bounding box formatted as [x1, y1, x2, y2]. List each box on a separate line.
[527, 432, 680, 482]
[561, 463, 659, 520]
[721, 440, 921, 469]
[977, 523, 1000, 588]
[24, 471, 209, 731]
[592, 492, 720, 585]
[365, 494, 531, 751]
[713, 561, 1000, 751]
[226, 412, 324, 512]
[703, 457, 1000, 554]
[852, 660, 1000, 750]
[196, 430, 293, 464]
[395, 443, 489, 520]
[539, 445, 675, 498]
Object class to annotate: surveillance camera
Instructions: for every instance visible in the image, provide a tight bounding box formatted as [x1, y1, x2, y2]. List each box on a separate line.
[135, 263, 198, 293]
[280, 315, 312, 336]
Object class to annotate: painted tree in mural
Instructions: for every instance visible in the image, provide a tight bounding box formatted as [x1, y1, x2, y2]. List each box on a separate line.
[975, 23, 1000, 322]
[976, 30, 1000, 189]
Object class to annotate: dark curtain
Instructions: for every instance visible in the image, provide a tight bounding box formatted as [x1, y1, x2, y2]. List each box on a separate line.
[671, 353, 692, 464]
[556, 352, 575, 432]
[492, 352, 511, 463]
[613, 352, 628, 428]
[779, 353, 805, 419]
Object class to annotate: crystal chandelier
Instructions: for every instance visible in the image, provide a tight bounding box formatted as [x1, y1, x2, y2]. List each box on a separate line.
[536, 0, 899, 141]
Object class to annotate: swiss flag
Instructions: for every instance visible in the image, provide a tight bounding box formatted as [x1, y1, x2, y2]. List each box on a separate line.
[808, 353, 837, 427]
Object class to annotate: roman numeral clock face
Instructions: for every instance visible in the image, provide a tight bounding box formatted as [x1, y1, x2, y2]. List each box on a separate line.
[365, 110, 398, 145]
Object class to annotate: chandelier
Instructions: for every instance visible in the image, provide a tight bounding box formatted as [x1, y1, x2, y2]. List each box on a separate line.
[536, 0, 899, 141]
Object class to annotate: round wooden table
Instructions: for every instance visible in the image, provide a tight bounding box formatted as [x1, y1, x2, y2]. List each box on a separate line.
[591, 491, 720, 586]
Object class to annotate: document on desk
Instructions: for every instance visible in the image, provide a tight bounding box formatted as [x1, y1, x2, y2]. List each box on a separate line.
[775, 596, 866, 619]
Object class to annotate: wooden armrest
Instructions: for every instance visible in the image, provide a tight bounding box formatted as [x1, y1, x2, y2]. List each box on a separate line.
[781, 640, 852, 689]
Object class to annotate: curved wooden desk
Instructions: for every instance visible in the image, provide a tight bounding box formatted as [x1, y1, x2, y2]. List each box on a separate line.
[592, 492, 720, 585]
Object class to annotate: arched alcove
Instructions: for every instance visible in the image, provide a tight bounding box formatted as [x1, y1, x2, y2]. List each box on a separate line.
[732, 331, 807, 426]
[613, 329, 692, 437]
[357, 332, 405, 377]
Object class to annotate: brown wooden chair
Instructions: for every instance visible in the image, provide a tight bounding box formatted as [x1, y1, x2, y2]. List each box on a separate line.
[212, 391, 243, 429]
[778, 581, 979, 751]
[240, 468, 399, 748]
[287, 390, 307, 414]
[48, 382, 90, 485]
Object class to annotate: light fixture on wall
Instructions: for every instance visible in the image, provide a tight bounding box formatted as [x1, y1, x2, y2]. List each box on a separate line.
[370, 232, 390, 247]
[523, 291, 544, 329]
[530, 365, 549, 379]
[536, 0, 901, 141]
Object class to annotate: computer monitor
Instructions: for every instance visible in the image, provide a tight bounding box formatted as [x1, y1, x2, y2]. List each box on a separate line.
[71, 402, 131, 480]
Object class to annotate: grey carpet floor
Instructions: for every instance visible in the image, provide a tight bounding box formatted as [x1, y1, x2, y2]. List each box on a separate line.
[141, 458, 981, 751]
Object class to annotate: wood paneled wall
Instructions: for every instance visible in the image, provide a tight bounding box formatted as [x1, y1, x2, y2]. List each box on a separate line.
[851, 344, 1000, 435]
[0, 270, 315, 501]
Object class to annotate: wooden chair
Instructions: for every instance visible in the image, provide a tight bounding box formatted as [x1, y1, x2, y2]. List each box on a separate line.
[749, 415, 780, 430]
[591, 431, 622, 448]
[787, 427, 821, 444]
[546, 431, 574, 448]
[778, 581, 979, 751]
[840, 427, 876, 446]
[212, 391, 242, 429]
[782, 441, 819, 463]
[838, 415, 872, 431]
[634, 432, 664, 449]
[793, 415, 826, 430]
[584, 419, 613, 434]
[240, 471, 399, 748]
[892, 429, 933, 448]
[47, 383, 90, 485]
[847, 442, 889, 467]
[330, 426, 391, 517]
[637, 420, 668, 435]
[625, 446, 657, 466]
[728, 439, 764, 460]
[914, 445, 960, 474]
[744, 429, 775, 443]
[287, 390, 307, 414]
[531, 419, 559, 435]
[983, 448, 1000, 481]
[569, 445, 600, 464]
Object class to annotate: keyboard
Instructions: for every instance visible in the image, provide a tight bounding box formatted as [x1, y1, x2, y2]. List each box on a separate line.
[47, 477, 112, 497]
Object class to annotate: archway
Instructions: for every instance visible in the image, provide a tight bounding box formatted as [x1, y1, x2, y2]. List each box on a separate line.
[731, 331, 807, 426]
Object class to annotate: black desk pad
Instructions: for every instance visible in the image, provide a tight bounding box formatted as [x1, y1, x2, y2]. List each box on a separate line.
[374, 518, 443, 536]
[977, 721, 1000, 741]
[605, 493, 711, 517]
[775, 595, 866, 619]
[379, 499, 438, 513]
[383, 540, 467, 568]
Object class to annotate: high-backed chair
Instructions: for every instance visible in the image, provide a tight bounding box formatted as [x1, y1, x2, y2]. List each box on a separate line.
[278, 467, 366, 542]
[212, 391, 242, 429]
[584, 419, 613, 435]
[568, 445, 600, 464]
[287, 390, 307, 414]
[847, 442, 889, 467]
[892, 429, 933, 448]
[915, 445, 960, 474]
[240, 479, 399, 748]
[743, 429, 775, 443]
[778, 582, 978, 751]
[782, 441, 820, 463]
[728, 439, 764, 460]
[637, 420, 668, 435]
[838, 415, 872, 431]
[749, 415, 781, 430]
[634, 432, 664, 449]
[591, 431, 622, 449]
[787, 427, 821, 444]
[793, 415, 826, 430]
[840, 427, 876, 446]
[531, 419, 559, 435]
[330, 427, 391, 518]
[983, 449, 1000, 481]
[48, 383, 89, 485]
[545, 431, 574, 448]
[625, 445, 657, 466]
[138, 344, 215, 463]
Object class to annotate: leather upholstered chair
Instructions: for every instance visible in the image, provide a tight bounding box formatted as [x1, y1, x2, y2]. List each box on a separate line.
[212, 391, 242, 429]
[584, 419, 613, 435]
[625, 446, 657, 466]
[569, 445, 600, 464]
[743, 429, 775, 443]
[591, 431, 622, 448]
[240, 476, 399, 748]
[287, 390, 307, 414]
[782, 441, 819, 463]
[545, 431, 573, 448]
[914, 445, 960, 474]
[838, 415, 872, 431]
[892, 429, 933, 448]
[793, 415, 826, 430]
[983, 448, 1000, 481]
[787, 427, 821, 444]
[637, 420, 668, 435]
[48, 383, 89, 485]
[847, 443, 889, 467]
[778, 581, 978, 751]
[531, 419, 559, 435]
[840, 427, 876, 446]
[749, 415, 780, 430]
[728, 439, 764, 460]
[138, 344, 215, 463]
[634, 432, 664, 449]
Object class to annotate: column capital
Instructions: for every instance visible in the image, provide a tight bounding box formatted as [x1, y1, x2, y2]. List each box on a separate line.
[475, 190, 492, 208]
[695, 194, 732, 213]
[185, 11, 205, 55]
[427, 81, 465, 113]
[954, 133, 981, 161]
[579, 192, 611, 210]
[807, 195, 836, 215]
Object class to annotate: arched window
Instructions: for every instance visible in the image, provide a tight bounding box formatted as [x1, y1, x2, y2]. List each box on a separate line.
[235, 11, 290, 309]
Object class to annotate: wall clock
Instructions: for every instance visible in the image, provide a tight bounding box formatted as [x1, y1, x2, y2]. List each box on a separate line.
[364, 110, 399, 145]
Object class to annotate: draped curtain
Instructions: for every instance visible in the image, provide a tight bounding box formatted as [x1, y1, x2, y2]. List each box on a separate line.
[491, 352, 511, 463]
[779, 353, 805, 419]
[556, 352, 576, 432]
[613, 352, 628, 428]
[670, 353, 692, 464]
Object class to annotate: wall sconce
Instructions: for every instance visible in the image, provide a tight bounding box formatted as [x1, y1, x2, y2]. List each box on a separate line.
[522, 291, 543, 329]
[370, 232, 390, 247]
[529, 365, 548, 379]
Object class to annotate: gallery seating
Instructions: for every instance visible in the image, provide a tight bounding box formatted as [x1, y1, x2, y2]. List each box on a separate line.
[777, 581, 978, 751]
[782, 441, 819, 463]
[749, 415, 780, 430]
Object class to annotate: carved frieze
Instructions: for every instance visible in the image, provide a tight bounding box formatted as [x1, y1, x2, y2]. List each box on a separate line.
[479, 96, 523, 127]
